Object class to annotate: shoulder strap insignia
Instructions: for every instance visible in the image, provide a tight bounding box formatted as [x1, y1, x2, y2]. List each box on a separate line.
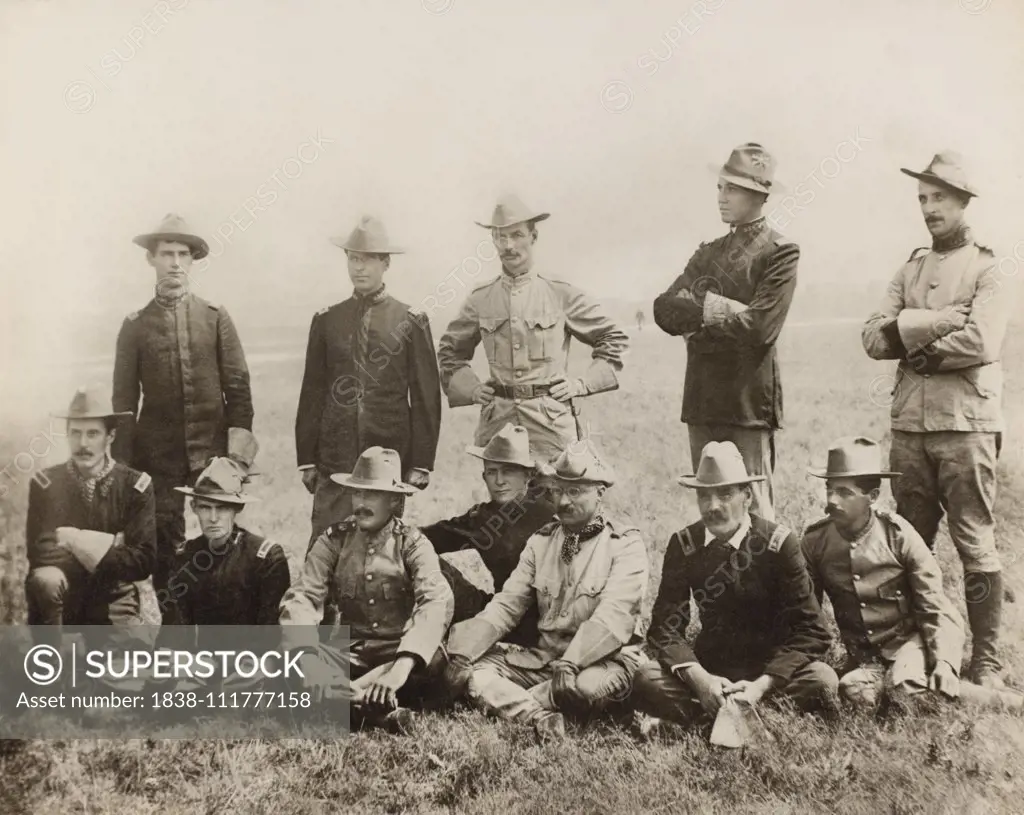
[470, 276, 500, 294]
[907, 246, 930, 262]
[678, 528, 698, 557]
[127, 311, 140, 321]
[767, 524, 791, 553]
[133, 472, 152, 493]
[256, 538, 277, 559]
[974, 242, 994, 255]
[315, 305, 330, 317]
[773, 233, 795, 246]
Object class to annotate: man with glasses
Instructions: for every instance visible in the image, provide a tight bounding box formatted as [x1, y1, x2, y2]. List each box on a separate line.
[443, 442, 648, 740]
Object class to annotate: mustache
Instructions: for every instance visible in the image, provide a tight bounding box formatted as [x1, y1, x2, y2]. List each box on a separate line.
[826, 505, 842, 515]
[353, 508, 374, 517]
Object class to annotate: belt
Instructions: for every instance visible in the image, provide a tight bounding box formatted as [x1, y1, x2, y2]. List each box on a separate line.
[490, 382, 553, 400]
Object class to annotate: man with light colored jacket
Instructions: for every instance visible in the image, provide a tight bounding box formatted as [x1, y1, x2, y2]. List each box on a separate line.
[862, 153, 1015, 688]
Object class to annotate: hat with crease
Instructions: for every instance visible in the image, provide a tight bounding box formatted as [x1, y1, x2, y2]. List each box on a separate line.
[536, 440, 615, 486]
[331, 215, 406, 254]
[175, 457, 260, 506]
[678, 441, 766, 488]
[53, 385, 132, 421]
[466, 423, 536, 468]
[807, 436, 901, 479]
[900, 151, 977, 198]
[474, 193, 550, 229]
[711, 143, 776, 195]
[330, 446, 417, 494]
[133, 213, 210, 259]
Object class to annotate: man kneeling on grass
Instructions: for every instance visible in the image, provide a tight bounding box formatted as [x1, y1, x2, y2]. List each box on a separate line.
[279, 447, 453, 733]
[444, 441, 649, 740]
[632, 442, 839, 738]
[802, 436, 1023, 714]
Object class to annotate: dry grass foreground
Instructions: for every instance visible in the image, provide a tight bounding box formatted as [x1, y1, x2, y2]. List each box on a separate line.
[1, 320, 1023, 814]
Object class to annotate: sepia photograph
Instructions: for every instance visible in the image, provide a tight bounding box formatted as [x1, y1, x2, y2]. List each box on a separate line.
[1, 0, 1023, 811]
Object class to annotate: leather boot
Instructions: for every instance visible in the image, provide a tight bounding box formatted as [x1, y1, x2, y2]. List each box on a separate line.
[964, 571, 1004, 687]
[958, 681, 1024, 713]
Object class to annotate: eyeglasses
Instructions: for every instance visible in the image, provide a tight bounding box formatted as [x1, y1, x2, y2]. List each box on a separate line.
[544, 484, 591, 501]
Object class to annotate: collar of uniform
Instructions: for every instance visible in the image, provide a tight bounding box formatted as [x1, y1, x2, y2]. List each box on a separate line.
[729, 216, 768, 237]
[354, 285, 388, 307]
[154, 287, 189, 309]
[359, 516, 397, 546]
[703, 514, 751, 549]
[931, 223, 973, 253]
[500, 268, 536, 290]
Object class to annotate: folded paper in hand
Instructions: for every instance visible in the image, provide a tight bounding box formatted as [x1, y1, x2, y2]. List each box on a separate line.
[56, 527, 118, 573]
[710, 697, 754, 748]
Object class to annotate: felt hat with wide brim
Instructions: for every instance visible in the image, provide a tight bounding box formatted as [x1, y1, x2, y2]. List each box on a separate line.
[678, 441, 766, 488]
[329, 446, 417, 494]
[474, 193, 550, 229]
[330, 215, 405, 254]
[133, 213, 210, 259]
[900, 151, 978, 197]
[807, 436, 901, 479]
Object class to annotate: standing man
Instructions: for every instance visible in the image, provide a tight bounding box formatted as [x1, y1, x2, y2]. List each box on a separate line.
[113, 213, 257, 606]
[632, 442, 838, 735]
[25, 386, 156, 650]
[295, 216, 442, 544]
[653, 144, 799, 522]
[438, 194, 629, 462]
[862, 153, 1014, 688]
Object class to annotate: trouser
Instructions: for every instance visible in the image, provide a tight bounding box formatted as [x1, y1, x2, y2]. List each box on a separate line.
[838, 635, 931, 709]
[687, 424, 775, 522]
[311, 638, 446, 708]
[889, 430, 1001, 574]
[151, 470, 201, 599]
[466, 644, 644, 724]
[475, 395, 575, 465]
[630, 659, 838, 724]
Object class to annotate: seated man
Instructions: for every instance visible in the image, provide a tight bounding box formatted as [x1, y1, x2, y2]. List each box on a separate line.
[280, 447, 453, 733]
[802, 436, 1023, 713]
[444, 442, 649, 740]
[633, 442, 839, 736]
[421, 423, 554, 642]
[162, 457, 290, 627]
[25, 386, 156, 654]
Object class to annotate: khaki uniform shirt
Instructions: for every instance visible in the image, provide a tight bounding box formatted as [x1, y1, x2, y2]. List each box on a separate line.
[447, 518, 648, 668]
[862, 241, 1013, 433]
[280, 517, 453, 666]
[802, 509, 965, 672]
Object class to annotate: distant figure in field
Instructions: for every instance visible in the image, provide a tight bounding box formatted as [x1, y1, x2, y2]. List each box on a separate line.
[652, 143, 799, 522]
[295, 216, 441, 547]
[635, 309, 645, 332]
[112, 213, 257, 611]
[802, 436, 1023, 714]
[437, 194, 629, 463]
[861, 152, 1015, 689]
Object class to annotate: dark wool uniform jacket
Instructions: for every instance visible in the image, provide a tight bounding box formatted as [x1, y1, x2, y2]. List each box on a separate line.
[163, 526, 290, 627]
[294, 294, 442, 474]
[652, 219, 799, 429]
[112, 294, 254, 477]
[26, 461, 156, 621]
[646, 514, 831, 681]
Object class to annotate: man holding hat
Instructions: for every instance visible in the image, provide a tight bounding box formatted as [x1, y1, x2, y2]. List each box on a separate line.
[632, 441, 837, 733]
[421, 423, 554, 638]
[25, 386, 156, 647]
[444, 441, 648, 739]
[280, 447, 453, 732]
[862, 152, 1015, 688]
[113, 213, 257, 603]
[653, 144, 800, 522]
[802, 436, 1023, 713]
[437, 194, 629, 462]
[295, 216, 442, 544]
[161, 457, 289, 628]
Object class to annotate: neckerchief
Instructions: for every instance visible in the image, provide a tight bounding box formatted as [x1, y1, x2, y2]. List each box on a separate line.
[560, 514, 606, 563]
[67, 455, 115, 504]
[932, 223, 972, 253]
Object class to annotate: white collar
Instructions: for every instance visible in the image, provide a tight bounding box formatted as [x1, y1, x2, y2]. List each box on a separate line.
[703, 515, 751, 550]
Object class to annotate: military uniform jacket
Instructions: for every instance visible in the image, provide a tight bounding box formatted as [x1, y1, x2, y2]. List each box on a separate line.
[652, 219, 799, 429]
[646, 514, 830, 681]
[294, 292, 442, 474]
[447, 518, 648, 668]
[112, 293, 254, 477]
[861, 238, 1012, 432]
[437, 269, 629, 405]
[279, 517, 453, 666]
[801, 509, 965, 672]
[26, 461, 156, 622]
[163, 526, 290, 627]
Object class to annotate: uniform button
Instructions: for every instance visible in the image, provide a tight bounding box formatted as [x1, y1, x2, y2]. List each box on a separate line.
[515, 371, 523, 378]
[853, 575, 861, 581]
[867, 629, 874, 634]
[368, 599, 375, 605]
[860, 602, 866, 608]
[371, 622, 378, 629]
[513, 342, 521, 349]
[366, 574, 373, 581]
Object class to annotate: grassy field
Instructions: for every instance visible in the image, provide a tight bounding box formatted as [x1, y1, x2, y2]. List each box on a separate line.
[2, 318, 1023, 814]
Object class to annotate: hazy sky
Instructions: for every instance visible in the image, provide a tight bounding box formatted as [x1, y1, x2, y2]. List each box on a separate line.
[3, 0, 1023, 401]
